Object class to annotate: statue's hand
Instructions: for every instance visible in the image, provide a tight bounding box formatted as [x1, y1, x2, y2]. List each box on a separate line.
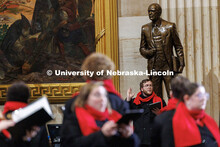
[152, 48, 157, 54]
[178, 66, 184, 73]
[140, 48, 156, 59]
[148, 48, 157, 57]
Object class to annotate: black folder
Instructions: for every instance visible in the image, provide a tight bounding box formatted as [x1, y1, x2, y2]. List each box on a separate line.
[117, 109, 144, 124]
[149, 101, 161, 110]
[7, 96, 54, 140]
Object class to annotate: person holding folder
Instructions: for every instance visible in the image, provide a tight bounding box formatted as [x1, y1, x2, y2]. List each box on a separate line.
[0, 82, 49, 147]
[126, 79, 165, 146]
[61, 82, 140, 147]
[152, 79, 220, 147]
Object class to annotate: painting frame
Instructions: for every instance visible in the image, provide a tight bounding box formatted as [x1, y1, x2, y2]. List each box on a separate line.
[0, 83, 85, 104]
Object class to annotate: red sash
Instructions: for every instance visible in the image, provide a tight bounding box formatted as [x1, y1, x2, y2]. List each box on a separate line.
[75, 105, 122, 136]
[133, 92, 163, 109]
[3, 101, 27, 114]
[160, 97, 179, 113]
[173, 102, 220, 146]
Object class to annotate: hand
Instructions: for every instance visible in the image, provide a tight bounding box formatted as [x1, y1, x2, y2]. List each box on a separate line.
[152, 48, 157, 54]
[118, 121, 133, 138]
[0, 112, 15, 131]
[151, 108, 160, 115]
[23, 126, 40, 141]
[101, 121, 118, 137]
[178, 66, 184, 73]
[149, 48, 157, 57]
[126, 88, 135, 101]
[0, 120, 15, 131]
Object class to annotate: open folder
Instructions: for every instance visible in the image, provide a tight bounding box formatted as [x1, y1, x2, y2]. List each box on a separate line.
[8, 96, 54, 140]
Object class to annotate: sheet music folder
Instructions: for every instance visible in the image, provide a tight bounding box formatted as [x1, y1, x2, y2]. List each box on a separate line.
[8, 96, 54, 140]
[149, 101, 161, 110]
[117, 109, 144, 124]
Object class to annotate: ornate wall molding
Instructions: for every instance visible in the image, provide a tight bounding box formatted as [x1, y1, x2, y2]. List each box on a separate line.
[0, 83, 85, 104]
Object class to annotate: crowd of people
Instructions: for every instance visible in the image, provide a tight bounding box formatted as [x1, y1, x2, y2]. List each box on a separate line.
[0, 53, 219, 147]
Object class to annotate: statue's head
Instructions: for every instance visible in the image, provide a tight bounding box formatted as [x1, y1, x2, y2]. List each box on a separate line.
[148, 3, 162, 22]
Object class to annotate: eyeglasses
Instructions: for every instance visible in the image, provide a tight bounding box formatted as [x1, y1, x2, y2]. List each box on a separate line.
[195, 92, 210, 100]
[143, 85, 152, 87]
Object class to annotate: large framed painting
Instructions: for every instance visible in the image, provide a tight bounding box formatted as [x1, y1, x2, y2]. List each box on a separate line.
[0, 0, 96, 103]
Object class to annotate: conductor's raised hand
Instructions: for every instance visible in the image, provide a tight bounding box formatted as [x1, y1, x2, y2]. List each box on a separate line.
[126, 88, 135, 101]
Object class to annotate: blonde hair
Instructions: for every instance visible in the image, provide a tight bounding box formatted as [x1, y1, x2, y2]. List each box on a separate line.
[81, 53, 115, 80]
[72, 82, 112, 113]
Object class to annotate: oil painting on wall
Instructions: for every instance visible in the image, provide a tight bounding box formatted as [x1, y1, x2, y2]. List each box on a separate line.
[0, 0, 95, 84]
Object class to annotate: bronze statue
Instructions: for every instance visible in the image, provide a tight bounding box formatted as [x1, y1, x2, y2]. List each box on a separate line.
[140, 3, 185, 99]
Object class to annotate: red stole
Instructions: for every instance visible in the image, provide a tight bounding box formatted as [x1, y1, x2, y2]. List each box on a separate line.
[133, 92, 163, 108]
[160, 97, 179, 113]
[3, 101, 27, 114]
[1, 101, 27, 139]
[173, 102, 220, 146]
[75, 105, 122, 136]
